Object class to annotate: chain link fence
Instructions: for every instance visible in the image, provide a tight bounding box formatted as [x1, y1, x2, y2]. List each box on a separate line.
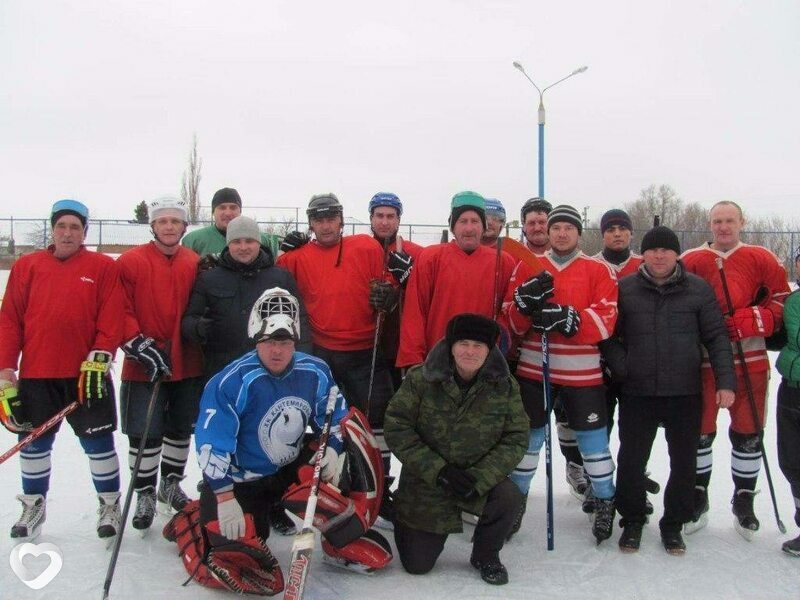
[1, 217, 798, 279]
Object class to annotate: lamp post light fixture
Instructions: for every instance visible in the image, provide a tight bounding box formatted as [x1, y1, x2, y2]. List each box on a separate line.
[512, 61, 588, 198]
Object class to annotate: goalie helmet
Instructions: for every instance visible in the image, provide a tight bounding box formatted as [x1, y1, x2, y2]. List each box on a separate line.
[247, 287, 301, 342]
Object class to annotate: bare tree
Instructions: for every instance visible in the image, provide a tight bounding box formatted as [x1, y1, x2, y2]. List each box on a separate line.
[181, 134, 202, 224]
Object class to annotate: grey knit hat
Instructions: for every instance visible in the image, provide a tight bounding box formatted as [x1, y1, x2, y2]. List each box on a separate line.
[226, 216, 261, 244]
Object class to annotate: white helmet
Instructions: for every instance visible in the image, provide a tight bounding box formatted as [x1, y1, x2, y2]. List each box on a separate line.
[248, 287, 301, 342]
[149, 196, 188, 222]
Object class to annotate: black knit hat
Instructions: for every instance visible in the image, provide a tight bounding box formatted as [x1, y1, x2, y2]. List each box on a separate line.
[445, 313, 500, 349]
[600, 209, 633, 233]
[547, 204, 583, 235]
[640, 225, 681, 254]
[211, 187, 242, 210]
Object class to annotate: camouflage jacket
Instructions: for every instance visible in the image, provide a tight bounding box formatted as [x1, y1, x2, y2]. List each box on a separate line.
[384, 339, 528, 534]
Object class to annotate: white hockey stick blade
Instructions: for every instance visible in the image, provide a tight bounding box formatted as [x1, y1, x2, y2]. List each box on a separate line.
[283, 530, 315, 600]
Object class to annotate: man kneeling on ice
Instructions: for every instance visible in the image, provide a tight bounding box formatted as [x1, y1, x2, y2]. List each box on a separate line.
[164, 288, 391, 595]
[384, 313, 528, 586]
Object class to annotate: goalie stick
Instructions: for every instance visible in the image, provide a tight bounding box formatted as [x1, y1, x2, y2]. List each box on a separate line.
[283, 385, 339, 600]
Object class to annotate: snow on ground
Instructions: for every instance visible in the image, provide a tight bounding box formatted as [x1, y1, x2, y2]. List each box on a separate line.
[0, 266, 797, 599]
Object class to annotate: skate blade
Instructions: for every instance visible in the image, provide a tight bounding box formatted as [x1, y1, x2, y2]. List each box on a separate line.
[733, 518, 757, 541]
[102, 534, 117, 550]
[157, 500, 176, 516]
[134, 527, 151, 539]
[664, 546, 686, 556]
[321, 552, 375, 575]
[683, 514, 708, 535]
[568, 486, 587, 502]
[782, 543, 800, 557]
[10, 527, 42, 543]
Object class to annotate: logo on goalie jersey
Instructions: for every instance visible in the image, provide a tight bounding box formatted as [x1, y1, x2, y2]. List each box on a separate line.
[258, 397, 310, 467]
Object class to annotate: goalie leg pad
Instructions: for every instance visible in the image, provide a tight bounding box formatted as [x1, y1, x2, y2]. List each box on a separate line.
[162, 500, 225, 590]
[283, 472, 369, 548]
[321, 529, 393, 573]
[340, 408, 384, 528]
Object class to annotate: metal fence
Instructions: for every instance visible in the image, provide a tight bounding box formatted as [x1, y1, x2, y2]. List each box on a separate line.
[1, 217, 798, 279]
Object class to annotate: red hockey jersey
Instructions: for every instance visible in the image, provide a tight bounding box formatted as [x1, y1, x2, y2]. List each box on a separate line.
[397, 241, 516, 368]
[277, 235, 385, 351]
[681, 242, 790, 374]
[117, 242, 203, 382]
[0, 246, 124, 378]
[593, 251, 643, 279]
[501, 251, 618, 387]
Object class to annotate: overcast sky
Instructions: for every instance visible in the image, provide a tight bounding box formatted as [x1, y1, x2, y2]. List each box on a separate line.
[1, 0, 798, 226]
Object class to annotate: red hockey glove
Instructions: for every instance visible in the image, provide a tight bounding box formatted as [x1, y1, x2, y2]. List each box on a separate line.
[728, 306, 775, 340]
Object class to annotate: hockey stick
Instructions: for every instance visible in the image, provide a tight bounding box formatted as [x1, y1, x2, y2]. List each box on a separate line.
[440, 229, 449, 244]
[501, 236, 554, 549]
[715, 258, 786, 534]
[365, 238, 392, 418]
[102, 376, 164, 599]
[283, 386, 339, 600]
[492, 237, 504, 321]
[0, 401, 79, 466]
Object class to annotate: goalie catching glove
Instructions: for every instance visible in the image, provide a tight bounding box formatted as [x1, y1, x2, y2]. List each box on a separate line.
[531, 303, 580, 337]
[122, 335, 172, 382]
[513, 270, 555, 315]
[78, 350, 112, 405]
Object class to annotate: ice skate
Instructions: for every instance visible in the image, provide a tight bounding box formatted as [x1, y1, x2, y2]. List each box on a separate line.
[157, 474, 191, 514]
[566, 461, 589, 501]
[132, 486, 157, 536]
[781, 534, 800, 557]
[731, 489, 760, 541]
[592, 497, 615, 544]
[684, 486, 709, 535]
[10, 494, 46, 541]
[97, 491, 121, 546]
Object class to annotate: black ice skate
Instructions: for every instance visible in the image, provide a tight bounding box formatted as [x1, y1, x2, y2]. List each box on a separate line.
[592, 497, 615, 544]
[731, 489, 760, 541]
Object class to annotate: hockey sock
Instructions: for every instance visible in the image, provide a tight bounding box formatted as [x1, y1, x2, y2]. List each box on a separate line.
[20, 431, 55, 496]
[160, 435, 191, 479]
[730, 429, 762, 492]
[80, 433, 120, 493]
[128, 436, 161, 490]
[575, 428, 615, 499]
[557, 422, 584, 465]
[695, 432, 715, 488]
[510, 427, 545, 495]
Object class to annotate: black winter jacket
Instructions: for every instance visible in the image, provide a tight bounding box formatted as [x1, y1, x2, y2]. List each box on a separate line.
[181, 247, 311, 376]
[602, 262, 736, 397]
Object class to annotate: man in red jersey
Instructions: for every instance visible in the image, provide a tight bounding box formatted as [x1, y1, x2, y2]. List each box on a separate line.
[277, 193, 397, 525]
[500, 204, 619, 544]
[520, 197, 552, 255]
[0, 199, 124, 541]
[368, 193, 424, 391]
[681, 200, 791, 538]
[117, 196, 204, 533]
[397, 191, 516, 369]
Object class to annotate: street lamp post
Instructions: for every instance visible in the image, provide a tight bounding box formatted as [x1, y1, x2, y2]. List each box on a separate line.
[512, 62, 588, 198]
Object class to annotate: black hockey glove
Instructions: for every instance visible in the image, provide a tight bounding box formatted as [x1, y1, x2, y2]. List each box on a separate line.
[387, 250, 413, 287]
[122, 335, 172, 382]
[513, 270, 555, 315]
[197, 254, 219, 273]
[279, 231, 309, 252]
[369, 280, 399, 313]
[437, 464, 478, 501]
[78, 350, 113, 406]
[531, 303, 580, 337]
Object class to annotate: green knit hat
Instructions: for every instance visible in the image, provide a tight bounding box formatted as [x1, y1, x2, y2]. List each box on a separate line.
[449, 191, 487, 231]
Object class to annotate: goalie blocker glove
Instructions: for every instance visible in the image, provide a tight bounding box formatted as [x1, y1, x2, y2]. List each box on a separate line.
[531, 303, 580, 337]
[387, 250, 413, 287]
[122, 335, 172, 382]
[78, 350, 112, 405]
[513, 271, 555, 315]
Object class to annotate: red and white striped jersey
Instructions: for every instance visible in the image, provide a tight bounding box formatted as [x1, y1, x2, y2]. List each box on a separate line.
[681, 242, 790, 374]
[593, 251, 643, 279]
[500, 250, 618, 387]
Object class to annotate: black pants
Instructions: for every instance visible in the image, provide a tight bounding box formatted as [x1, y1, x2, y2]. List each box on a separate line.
[615, 394, 701, 533]
[393, 479, 523, 575]
[777, 380, 800, 527]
